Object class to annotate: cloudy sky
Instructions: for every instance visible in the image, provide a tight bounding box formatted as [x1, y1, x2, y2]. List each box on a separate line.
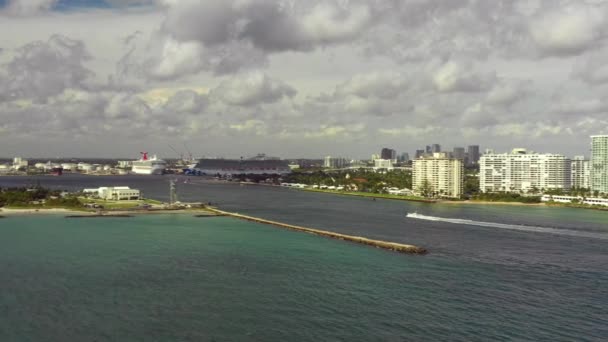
[1, 0, 607, 159]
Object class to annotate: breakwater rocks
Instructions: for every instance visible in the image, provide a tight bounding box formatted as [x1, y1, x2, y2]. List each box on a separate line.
[194, 213, 228, 218]
[209, 209, 427, 255]
[65, 214, 134, 218]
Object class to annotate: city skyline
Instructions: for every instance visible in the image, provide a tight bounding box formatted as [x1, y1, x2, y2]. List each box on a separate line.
[1, 1, 608, 158]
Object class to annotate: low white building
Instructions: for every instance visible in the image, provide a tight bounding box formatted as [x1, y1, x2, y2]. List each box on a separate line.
[374, 159, 393, 169]
[83, 186, 141, 200]
[541, 195, 608, 207]
[117, 160, 133, 168]
[12, 157, 28, 170]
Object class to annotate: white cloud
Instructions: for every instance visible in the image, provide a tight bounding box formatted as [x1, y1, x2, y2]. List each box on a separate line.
[212, 71, 296, 106]
[1, 0, 607, 157]
[530, 4, 607, 57]
[3, 0, 57, 16]
[432, 61, 495, 93]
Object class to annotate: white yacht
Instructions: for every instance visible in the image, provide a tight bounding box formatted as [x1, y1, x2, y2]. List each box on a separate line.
[131, 152, 167, 175]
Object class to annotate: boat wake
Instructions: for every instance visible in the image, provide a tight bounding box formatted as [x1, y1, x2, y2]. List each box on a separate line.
[406, 213, 608, 240]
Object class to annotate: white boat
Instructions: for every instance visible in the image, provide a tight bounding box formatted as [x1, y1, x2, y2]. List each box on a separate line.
[131, 152, 166, 175]
[406, 212, 438, 220]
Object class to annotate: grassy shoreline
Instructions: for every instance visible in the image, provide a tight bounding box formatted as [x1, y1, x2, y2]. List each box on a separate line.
[0, 207, 219, 217]
[299, 188, 436, 203]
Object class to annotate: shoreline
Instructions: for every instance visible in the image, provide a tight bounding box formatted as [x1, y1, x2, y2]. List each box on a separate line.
[439, 200, 546, 206]
[299, 188, 436, 203]
[0, 207, 219, 217]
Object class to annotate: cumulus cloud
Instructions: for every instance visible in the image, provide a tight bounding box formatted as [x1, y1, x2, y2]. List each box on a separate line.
[211, 72, 296, 106]
[3, 0, 608, 156]
[162, 0, 373, 52]
[530, 4, 608, 57]
[572, 50, 608, 84]
[334, 72, 407, 99]
[3, 0, 57, 16]
[0, 35, 94, 102]
[148, 38, 204, 80]
[432, 61, 495, 93]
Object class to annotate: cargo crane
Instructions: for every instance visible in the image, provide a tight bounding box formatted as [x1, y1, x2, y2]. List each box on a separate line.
[168, 144, 184, 163]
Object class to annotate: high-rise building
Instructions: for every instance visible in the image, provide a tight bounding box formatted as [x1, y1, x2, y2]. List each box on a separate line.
[479, 149, 571, 193]
[431, 144, 441, 153]
[467, 145, 480, 165]
[324, 156, 348, 169]
[425, 145, 432, 154]
[571, 156, 591, 189]
[413, 153, 464, 198]
[452, 147, 466, 160]
[381, 148, 396, 161]
[399, 152, 410, 163]
[591, 135, 608, 193]
[415, 150, 425, 159]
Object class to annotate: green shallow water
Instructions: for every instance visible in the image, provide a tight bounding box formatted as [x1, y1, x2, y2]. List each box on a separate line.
[0, 214, 605, 341]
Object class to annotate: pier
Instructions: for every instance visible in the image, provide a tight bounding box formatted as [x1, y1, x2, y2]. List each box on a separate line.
[207, 208, 427, 255]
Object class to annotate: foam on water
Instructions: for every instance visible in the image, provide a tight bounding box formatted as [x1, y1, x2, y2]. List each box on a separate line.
[406, 213, 608, 240]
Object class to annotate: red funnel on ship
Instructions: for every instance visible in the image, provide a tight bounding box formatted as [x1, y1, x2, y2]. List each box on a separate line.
[140, 152, 148, 161]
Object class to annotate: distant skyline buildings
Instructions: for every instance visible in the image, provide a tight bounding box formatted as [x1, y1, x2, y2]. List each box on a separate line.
[591, 135, 608, 194]
[380, 148, 397, 161]
[467, 145, 480, 165]
[571, 156, 591, 189]
[452, 147, 466, 160]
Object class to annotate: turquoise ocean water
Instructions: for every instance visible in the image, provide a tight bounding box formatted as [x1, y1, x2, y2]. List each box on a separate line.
[0, 175, 607, 341]
[0, 214, 606, 341]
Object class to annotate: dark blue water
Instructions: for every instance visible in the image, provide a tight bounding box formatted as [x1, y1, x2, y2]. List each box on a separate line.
[1, 174, 607, 341]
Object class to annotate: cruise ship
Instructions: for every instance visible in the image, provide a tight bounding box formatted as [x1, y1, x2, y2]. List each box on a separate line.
[131, 152, 167, 175]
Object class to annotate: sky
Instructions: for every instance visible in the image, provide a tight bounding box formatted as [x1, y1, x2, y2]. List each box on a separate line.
[1, 0, 607, 159]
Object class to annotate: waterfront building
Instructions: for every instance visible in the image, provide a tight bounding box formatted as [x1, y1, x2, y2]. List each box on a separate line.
[193, 159, 291, 176]
[83, 186, 141, 201]
[467, 145, 480, 165]
[591, 135, 608, 194]
[413, 153, 464, 198]
[571, 156, 591, 189]
[541, 195, 608, 207]
[431, 144, 441, 153]
[479, 149, 571, 193]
